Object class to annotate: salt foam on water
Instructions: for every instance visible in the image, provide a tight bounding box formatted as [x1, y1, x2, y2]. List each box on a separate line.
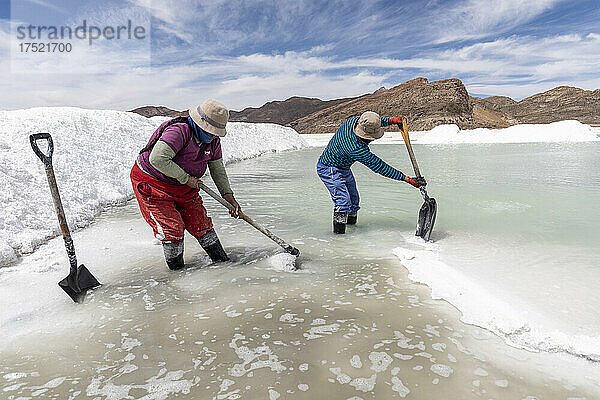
[267, 253, 297, 271]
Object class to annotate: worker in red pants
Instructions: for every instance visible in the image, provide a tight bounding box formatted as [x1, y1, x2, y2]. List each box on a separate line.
[131, 99, 240, 270]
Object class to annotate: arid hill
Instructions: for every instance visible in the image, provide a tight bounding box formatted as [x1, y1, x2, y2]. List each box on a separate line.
[473, 96, 517, 111]
[129, 98, 353, 126]
[129, 106, 187, 118]
[290, 80, 600, 133]
[229, 96, 354, 126]
[129, 79, 600, 133]
[292, 78, 476, 133]
[497, 86, 600, 125]
[470, 97, 520, 128]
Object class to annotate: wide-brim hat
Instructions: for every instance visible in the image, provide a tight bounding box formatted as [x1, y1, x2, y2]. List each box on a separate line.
[354, 111, 384, 140]
[189, 99, 229, 137]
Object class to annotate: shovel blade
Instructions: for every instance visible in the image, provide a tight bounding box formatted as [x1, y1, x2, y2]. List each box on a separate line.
[284, 245, 301, 256]
[58, 264, 101, 303]
[416, 197, 437, 241]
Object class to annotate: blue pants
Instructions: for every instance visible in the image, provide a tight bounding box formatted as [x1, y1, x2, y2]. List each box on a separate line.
[316, 161, 360, 213]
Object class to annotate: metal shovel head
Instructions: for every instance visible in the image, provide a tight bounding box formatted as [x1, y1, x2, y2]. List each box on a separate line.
[284, 244, 301, 256]
[58, 264, 101, 303]
[416, 197, 437, 241]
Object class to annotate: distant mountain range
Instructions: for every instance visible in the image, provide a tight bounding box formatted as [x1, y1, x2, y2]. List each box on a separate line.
[130, 105, 188, 118]
[129, 78, 600, 133]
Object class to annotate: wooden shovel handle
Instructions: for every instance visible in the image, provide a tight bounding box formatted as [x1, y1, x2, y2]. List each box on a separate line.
[197, 182, 300, 256]
[399, 119, 422, 178]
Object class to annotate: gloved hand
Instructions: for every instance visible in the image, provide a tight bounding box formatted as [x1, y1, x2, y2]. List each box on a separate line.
[390, 116, 406, 125]
[186, 175, 203, 189]
[404, 175, 426, 188]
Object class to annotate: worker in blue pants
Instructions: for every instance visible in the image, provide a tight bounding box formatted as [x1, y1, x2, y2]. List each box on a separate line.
[316, 111, 425, 234]
[316, 163, 360, 218]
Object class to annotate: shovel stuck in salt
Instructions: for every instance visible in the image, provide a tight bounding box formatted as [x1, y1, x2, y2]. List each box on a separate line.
[30, 133, 101, 303]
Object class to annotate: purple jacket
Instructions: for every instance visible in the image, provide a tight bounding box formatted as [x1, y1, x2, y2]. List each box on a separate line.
[138, 121, 223, 185]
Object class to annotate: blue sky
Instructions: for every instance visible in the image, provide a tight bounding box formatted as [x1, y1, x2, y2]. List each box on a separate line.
[1, 0, 599, 111]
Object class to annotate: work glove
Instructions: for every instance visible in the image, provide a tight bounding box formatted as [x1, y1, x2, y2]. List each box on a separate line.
[390, 116, 406, 125]
[404, 176, 426, 188]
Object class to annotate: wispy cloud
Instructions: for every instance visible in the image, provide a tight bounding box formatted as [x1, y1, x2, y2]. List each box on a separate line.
[3, 30, 598, 111]
[216, 71, 387, 104]
[0, 0, 598, 111]
[431, 0, 565, 43]
[22, 0, 69, 14]
[126, 0, 196, 43]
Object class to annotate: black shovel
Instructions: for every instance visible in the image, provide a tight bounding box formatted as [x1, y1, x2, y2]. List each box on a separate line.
[398, 119, 437, 241]
[30, 133, 101, 303]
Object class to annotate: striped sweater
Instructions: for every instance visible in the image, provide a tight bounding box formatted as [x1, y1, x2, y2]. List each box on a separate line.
[318, 116, 405, 181]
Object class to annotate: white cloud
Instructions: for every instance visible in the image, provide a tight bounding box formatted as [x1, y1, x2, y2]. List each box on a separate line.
[126, 0, 196, 43]
[432, 0, 564, 43]
[216, 71, 386, 106]
[2, 30, 599, 111]
[0, 19, 9, 46]
[466, 76, 600, 99]
[0, 1, 597, 110]
[22, 0, 69, 14]
[0, 61, 386, 111]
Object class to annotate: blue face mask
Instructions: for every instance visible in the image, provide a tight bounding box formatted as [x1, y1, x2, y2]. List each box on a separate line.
[196, 127, 216, 143]
[188, 116, 216, 143]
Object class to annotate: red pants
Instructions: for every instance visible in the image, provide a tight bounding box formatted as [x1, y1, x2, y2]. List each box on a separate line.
[130, 163, 213, 243]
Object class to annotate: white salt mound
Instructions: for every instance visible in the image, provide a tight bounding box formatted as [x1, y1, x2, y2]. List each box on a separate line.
[302, 120, 600, 147]
[419, 120, 599, 144]
[0, 107, 308, 267]
[267, 253, 297, 271]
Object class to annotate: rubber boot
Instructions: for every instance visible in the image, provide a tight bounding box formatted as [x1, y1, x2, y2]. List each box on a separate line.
[347, 211, 358, 225]
[163, 240, 184, 270]
[333, 211, 348, 234]
[198, 228, 229, 262]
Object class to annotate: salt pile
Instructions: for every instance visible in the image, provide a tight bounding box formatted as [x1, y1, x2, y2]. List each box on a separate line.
[0, 107, 308, 267]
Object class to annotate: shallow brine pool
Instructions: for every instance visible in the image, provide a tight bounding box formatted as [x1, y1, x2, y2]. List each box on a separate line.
[1, 143, 599, 399]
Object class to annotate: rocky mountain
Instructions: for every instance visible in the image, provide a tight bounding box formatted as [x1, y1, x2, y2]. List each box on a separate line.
[292, 77, 476, 133]
[229, 96, 354, 126]
[129, 106, 187, 118]
[470, 96, 520, 128]
[468, 87, 600, 128]
[496, 86, 600, 125]
[472, 95, 517, 111]
[129, 79, 600, 133]
[291, 80, 600, 133]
